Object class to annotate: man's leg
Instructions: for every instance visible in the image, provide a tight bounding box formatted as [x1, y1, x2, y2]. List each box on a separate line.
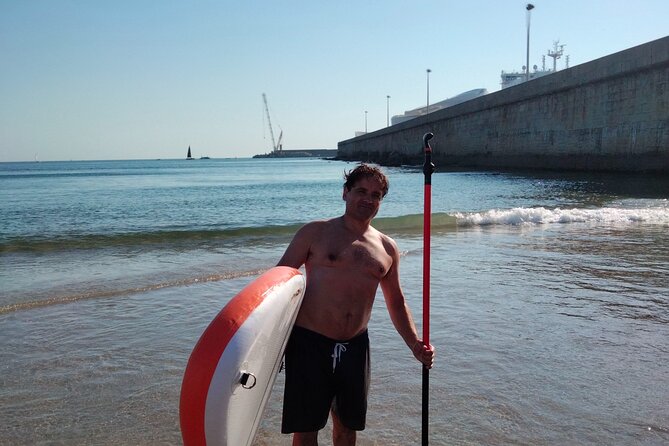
[292, 431, 318, 446]
[331, 410, 356, 446]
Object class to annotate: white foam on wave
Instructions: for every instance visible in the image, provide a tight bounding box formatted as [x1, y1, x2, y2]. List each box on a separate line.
[454, 201, 669, 227]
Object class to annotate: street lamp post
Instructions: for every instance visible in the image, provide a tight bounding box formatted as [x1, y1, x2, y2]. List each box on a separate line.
[526, 3, 535, 82]
[365, 110, 368, 133]
[386, 95, 391, 127]
[426, 69, 431, 117]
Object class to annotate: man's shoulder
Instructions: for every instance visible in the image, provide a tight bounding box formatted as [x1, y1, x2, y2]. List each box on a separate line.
[368, 225, 398, 250]
[296, 218, 337, 237]
[302, 218, 337, 230]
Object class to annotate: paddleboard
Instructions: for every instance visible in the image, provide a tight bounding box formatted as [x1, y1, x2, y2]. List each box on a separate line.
[180, 266, 306, 446]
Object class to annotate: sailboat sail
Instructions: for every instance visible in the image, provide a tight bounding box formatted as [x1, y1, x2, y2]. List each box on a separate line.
[187, 146, 193, 160]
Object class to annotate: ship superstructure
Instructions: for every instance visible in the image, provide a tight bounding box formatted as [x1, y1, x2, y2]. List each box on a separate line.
[390, 88, 489, 126]
[501, 40, 569, 89]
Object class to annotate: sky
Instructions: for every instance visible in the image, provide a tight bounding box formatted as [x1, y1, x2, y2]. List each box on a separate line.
[1, 1, 668, 162]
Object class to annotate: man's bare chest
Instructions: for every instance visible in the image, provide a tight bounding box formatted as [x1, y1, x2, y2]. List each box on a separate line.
[312, 239, 390, 278]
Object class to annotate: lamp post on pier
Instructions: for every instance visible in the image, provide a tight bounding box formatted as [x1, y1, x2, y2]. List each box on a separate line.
[386, 95, 391, 127]
[426, 69, 431, 117]
[525, 3, 535, 82]
[365, 110, 368, 133]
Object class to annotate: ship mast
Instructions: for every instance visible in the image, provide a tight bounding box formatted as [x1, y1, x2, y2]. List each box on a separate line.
[547, 40, 565, 71]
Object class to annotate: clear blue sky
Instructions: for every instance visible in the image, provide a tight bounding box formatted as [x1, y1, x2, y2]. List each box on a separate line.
[1, 0, 667, 161]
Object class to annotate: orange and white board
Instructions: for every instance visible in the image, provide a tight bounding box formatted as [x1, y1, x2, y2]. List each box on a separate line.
[180, 266, 305, 446]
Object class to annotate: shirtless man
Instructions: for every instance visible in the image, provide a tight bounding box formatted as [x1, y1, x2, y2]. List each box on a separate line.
[278, 164, 435, 446]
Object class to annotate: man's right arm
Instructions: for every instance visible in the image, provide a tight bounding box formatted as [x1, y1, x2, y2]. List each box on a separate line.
[277, 222, 317, 269]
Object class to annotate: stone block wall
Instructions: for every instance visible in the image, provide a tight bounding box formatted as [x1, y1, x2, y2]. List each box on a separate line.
[337, 36, 669, 172]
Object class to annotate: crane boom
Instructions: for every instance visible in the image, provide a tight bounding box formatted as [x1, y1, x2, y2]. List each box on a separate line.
[262, 93, 279, 153]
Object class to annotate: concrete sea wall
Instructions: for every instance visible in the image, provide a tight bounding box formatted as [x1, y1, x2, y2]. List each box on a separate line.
[337, 36, 669, 172]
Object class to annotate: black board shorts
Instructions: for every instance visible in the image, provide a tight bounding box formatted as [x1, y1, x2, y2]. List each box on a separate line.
[281, 326, 370, 433]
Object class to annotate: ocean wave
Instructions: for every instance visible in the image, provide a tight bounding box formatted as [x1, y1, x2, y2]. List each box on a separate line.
[2, 205, 667, 254]
[0, 215, 456, 253]
[453, 204, 669, 227]
[373, 213, 458, 232]
[0, 225, 302, 253]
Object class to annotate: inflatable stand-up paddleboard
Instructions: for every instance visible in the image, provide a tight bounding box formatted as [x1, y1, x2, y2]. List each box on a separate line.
[180, 266, 305, 446]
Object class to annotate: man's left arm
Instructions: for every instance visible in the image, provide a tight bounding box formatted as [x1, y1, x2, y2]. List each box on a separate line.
[380, 239, 435, 369]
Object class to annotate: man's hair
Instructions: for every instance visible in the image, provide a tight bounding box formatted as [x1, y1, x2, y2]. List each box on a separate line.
[343, 163, 389, 197]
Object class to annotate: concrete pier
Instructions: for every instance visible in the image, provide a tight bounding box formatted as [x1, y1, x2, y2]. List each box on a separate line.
[337, 36, 669, 172]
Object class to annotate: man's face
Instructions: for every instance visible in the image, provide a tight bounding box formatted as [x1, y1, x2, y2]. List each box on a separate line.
[342, 177, 384, 221]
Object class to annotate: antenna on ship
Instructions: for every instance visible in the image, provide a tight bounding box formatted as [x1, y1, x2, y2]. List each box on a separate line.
[547, 40, 566, 71]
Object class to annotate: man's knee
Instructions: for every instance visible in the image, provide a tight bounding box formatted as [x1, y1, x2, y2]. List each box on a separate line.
[292, 431, 318, 446]
[333, 428, 356, 445]
[331, 411, 356, 445]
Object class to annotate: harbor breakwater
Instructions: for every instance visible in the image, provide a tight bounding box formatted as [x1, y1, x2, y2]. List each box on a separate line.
[337, 36, 669, 172]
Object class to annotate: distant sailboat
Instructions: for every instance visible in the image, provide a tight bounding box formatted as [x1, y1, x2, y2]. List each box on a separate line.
[186, 146, 194, 160]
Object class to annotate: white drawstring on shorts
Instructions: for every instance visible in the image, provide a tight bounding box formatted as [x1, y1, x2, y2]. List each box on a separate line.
[331, 342, 348, 372]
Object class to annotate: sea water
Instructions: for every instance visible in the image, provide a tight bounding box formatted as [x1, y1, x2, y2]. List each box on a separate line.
[1, 158, 667, 445]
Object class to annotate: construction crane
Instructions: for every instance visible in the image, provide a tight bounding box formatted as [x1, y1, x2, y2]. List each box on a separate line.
[262, 93, 282, 153]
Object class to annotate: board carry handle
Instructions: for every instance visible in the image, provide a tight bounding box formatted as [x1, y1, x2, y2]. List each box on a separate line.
[240, 372, 257, 389]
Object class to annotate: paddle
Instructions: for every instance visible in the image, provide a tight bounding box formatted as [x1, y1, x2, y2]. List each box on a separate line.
[422, 132, 435, 446]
